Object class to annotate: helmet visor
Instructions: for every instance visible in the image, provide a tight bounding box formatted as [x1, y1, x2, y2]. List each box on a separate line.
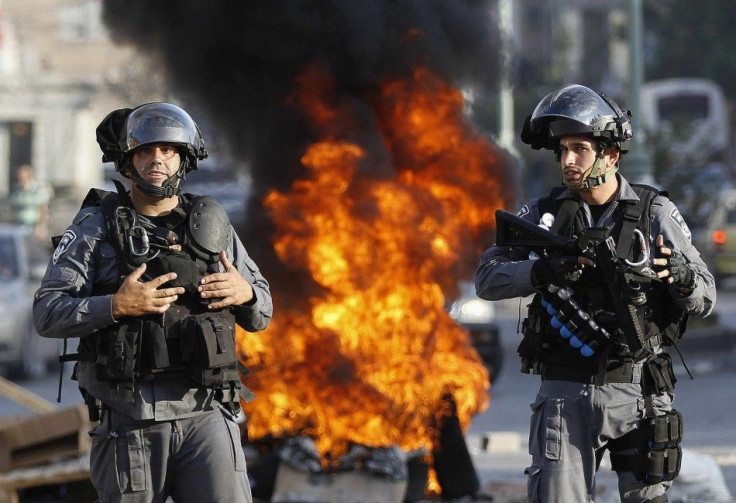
[125, 103, 200, 152]
[530, 84, 620, 132]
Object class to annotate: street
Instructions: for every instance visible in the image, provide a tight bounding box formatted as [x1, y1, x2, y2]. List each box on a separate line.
[466, 285, 736, 501]
[1, 287, 735, 501]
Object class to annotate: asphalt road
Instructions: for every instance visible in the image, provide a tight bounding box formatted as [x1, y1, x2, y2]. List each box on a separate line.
[1, 285, 735, 501]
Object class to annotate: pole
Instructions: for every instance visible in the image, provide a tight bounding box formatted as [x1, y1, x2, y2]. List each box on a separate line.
[626, 0, 655, 185]
[497, 0, 516, 156]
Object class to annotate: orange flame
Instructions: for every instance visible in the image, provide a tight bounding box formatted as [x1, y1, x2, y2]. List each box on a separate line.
[237, 65, 507, 464]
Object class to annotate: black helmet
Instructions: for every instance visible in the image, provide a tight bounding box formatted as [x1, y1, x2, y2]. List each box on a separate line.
[123, 102, 208, 170]
[520, 84, 633, 154]
[95, 102, 209, 198]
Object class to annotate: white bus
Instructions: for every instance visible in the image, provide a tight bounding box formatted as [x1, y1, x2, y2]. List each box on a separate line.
[641, 78, 730, 158]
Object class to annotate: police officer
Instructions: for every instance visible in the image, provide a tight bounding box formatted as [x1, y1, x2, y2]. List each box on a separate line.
[475, 84, 715, 502]
[33, 102, 272, 503]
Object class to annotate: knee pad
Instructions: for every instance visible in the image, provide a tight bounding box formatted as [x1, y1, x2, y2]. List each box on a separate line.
[609, 409, 683, 485]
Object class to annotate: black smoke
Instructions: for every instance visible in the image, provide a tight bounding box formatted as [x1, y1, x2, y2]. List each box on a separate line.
[101, 0, 502, 283]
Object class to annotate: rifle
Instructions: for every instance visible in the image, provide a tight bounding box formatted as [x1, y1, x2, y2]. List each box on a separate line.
[495, 209, 657, 357]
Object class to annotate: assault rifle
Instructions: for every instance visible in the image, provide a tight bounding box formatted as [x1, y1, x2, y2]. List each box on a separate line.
[495, 209, 657, 357]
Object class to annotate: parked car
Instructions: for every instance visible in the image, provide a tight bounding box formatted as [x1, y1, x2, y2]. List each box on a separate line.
[0, 224, 59, 379]
[448, 281, 503, 382]
[698, 189, 736, 288]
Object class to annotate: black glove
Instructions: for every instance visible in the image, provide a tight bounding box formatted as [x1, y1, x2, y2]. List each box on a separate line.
[531, 250, 583, 287]
[664, 251, 696, 294]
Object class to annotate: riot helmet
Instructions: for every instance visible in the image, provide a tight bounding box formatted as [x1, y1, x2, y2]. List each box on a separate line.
[101, 102, 208, 198]
[520, 84, 633, 190]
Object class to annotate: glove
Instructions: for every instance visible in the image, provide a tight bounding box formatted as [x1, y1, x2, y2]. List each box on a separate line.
[531, 250, 583, 287]
[664, 251, 696, 294]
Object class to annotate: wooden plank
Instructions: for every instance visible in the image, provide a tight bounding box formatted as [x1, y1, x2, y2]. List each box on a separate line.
[0, 453, 90, 503]
[0, 377, 57, 414]
[0, 405, 92, 472]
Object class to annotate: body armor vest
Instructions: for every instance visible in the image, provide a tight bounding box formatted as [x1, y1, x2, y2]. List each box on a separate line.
[71, 184, 243, 402]
[518, 185, 687, 373]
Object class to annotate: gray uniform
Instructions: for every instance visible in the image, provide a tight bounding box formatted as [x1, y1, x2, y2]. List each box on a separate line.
[34, 200, 273, 503]
[475, 175, 715, 502]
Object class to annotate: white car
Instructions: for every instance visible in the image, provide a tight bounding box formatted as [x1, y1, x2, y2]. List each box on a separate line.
[448, 281, 503, 382]
[0, 224, 60, 379]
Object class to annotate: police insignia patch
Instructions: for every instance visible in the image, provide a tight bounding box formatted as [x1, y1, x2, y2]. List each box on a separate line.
[517, 205, 530, 217]
[669, 208, 692, 243]
[52, 230, 77, 264]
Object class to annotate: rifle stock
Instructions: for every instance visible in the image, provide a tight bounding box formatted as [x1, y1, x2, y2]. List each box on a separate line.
[495, 210, 571, 252]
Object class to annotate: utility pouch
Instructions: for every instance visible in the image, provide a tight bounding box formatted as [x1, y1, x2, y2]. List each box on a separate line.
[518, 295, 549, 374]
[609, 409, 684, 485]
[179, 315, 237, 370]
[95, 320, 141, 382]
[642, 410, 684, 484]
[644, 352, 677, 394]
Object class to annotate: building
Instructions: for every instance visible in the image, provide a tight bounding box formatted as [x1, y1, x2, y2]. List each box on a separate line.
[0, 0, 163, 208]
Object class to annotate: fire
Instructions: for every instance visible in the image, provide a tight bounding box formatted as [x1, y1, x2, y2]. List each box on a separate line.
[237, 65, 507, 464]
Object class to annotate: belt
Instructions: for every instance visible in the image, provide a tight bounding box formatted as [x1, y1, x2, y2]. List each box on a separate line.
[541, 362, 642, 385]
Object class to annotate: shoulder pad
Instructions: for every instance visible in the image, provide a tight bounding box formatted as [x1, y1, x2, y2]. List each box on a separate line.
[80, 188, 125, 218]
[80, 188, 113, 208]
[187, 196, 232, 262]
[632, 183, 668, 198]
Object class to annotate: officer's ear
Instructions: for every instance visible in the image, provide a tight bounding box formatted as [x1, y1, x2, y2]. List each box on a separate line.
[605, 144, 620, 166]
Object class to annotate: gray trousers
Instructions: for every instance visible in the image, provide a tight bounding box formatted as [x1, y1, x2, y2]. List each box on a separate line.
[89, 407, 252, 503]
[526, 380, 673, 502]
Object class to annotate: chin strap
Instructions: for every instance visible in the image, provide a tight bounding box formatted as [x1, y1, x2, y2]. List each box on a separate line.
[123, 158, 189, 198]
[564, 152, 618, 191]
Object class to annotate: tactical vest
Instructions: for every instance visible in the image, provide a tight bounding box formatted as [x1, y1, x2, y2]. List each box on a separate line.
[518, 184, 688, 374]
[60, 182, 247, 410]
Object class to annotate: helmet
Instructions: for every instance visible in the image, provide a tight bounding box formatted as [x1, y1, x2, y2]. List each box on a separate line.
[123, 102, 208, 171]
[101, 102, 209, 198]
[520, 84, 632, 154]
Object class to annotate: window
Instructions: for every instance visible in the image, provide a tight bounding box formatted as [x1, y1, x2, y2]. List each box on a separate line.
[59, 1, 107, 41]
[657, 95, 710, 123]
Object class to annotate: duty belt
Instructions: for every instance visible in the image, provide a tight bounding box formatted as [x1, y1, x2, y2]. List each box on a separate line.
[541, 361, 642, 385]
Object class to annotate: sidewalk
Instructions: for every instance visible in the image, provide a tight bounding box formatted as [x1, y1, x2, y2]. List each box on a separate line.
[468, 433, 736, 503]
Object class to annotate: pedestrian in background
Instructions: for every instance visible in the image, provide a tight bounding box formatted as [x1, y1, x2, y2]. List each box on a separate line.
[9, 164, 52, 242]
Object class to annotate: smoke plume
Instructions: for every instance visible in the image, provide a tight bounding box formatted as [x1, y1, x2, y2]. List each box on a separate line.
[101, 0, 504, 287]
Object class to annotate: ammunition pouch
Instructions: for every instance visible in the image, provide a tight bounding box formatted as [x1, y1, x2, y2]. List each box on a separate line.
[92, 320, 142, 384]
[82, 312, 239, 386]
[179, 314, 238, 386]
[609, 409, 684, 485]
[518, 294, 556, 374]
[643, 352, 677, 395]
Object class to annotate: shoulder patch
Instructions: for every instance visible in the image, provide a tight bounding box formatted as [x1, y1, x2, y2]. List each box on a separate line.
[52, 230, 77, 264]
[517, 205, 530, 217]
[669, 207, 692, 243]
